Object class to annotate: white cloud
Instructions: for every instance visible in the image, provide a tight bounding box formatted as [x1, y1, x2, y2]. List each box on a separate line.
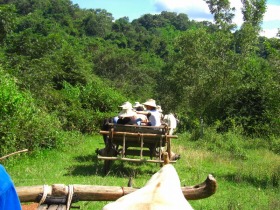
[230, 0, 243, 26]
[154, 0, 244, 24]
[260, 28, 278, 38]
[264, 5, 280, 21]
[155, 0, 208, 11]
[154, 0, 212, 20]
[153, 0, 278, 38]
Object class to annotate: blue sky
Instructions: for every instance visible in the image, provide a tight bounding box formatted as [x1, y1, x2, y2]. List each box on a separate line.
[71, 0, 280, 38]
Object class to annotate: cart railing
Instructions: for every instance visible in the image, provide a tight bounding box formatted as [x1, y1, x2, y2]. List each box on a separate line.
[98, 123, 178, 163]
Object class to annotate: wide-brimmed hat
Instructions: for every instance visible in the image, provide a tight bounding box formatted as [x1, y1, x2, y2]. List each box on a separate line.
[118, 109, 136, 118]
[133, 102, 144, 108]
[143, 99, 157, 108]
[119, 101, 132, 110]
[156, 105, 163, 113]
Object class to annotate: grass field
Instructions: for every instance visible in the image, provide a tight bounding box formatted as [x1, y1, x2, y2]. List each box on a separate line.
[2, 133, 280, 209]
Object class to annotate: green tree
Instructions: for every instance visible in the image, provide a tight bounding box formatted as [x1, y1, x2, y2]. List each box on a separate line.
[81, 9, 113, 37]
[235, 0, 267, 55]
[159, 28, 236, 119]
[204, 0, 236, 31]
[0, 4, 16, 42]
[92, 44, 163, 101]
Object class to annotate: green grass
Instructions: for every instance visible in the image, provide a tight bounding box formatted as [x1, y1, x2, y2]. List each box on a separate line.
[2, 133, 280, 210]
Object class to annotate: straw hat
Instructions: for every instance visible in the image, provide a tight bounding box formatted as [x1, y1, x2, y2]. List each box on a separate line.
[118, 109, 136, 118]
[133, 102, 143, 108]
[156, 105, 163, 113]
[143, 99, 157, 108]
[119, 101, 132, 110]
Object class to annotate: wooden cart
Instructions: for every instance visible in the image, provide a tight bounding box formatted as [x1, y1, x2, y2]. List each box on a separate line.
[97, 123, 178, 173]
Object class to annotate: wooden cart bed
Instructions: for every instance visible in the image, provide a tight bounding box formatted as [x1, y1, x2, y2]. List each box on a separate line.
[98, 123, 178, 163]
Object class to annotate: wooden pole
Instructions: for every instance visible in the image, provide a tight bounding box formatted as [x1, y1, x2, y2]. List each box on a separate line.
[0, 149, 28, 161]
[97, 155, 177, 163]
[16, 174, 217, 203]
[100, 131, 178, 139]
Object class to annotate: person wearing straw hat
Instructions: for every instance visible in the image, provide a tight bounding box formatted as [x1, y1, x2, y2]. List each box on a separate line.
[117, 105, 148, 125]
[117, 108, 137, 125]
[139, 100, 180, 160]
[137, 99, 161, 127]
[112, 101, 133, 124]
[120, 101, 133, 110]
[133, 102, 145, 111]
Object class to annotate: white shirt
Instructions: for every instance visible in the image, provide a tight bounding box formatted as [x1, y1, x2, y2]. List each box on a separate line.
[148, 110, 161, 126]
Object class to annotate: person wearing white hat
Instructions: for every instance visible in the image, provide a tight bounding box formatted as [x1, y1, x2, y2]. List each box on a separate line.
[138, 99, 161, 126]
[119, 101, 133, 110]
[133, 102, 145, 111]
[117, 105, 148, 125]
[111, 101, 133, 124]
[140, 100, 180, 159]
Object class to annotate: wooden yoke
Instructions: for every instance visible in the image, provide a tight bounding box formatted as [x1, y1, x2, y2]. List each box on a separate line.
[16, 175, 217, 203]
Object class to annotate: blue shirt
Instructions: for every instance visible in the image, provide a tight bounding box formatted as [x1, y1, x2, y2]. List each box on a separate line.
[0, 165, 21, 210]
[113, 116, 119, 124]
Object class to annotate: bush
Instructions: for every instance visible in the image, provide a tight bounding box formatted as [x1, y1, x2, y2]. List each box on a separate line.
[0, 67, 63, 156]
[53, 79, 127, 133]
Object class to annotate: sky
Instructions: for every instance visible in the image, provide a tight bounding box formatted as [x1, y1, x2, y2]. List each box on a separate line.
[71, 0, 280, 38]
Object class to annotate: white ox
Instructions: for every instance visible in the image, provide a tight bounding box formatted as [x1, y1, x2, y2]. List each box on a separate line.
[163, 113, 177, 135]
[102, 164, 193, 210]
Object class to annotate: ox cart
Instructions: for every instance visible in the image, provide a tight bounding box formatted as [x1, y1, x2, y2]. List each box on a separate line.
[97, 123, 179, 174]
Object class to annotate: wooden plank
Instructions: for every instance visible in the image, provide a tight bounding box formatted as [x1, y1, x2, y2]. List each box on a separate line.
[97, 155, 176, 163]
[122, 149, 152, 157]
[100, 131, 178, 138]
[122, 134, 125, 158]
[140, 135, 143, 159]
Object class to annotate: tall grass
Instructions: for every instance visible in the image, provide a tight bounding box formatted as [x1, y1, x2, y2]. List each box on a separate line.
[3, 129, 280, 209]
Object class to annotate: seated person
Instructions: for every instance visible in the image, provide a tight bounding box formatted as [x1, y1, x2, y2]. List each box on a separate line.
[113, 101, 134, 124]
[117, 108, 148, 125]
[137, 99, 161, 126]
[133, 102, 145, 111]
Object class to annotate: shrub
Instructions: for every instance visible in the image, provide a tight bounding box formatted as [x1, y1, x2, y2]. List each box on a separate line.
[0, 67, 63, 156]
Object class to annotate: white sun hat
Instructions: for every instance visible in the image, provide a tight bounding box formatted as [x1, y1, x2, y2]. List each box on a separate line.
[142, 99, 157, 108]
[133, 102, 145, 108]
[118, 109, 136, 118]
[119, 101, 132, 110]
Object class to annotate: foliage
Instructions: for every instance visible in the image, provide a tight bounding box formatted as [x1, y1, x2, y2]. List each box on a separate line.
[0, 4, 16, 42]
[0, 0, 279, 154]
[0, 67, 63, 156]
[204, 0, 236, 31]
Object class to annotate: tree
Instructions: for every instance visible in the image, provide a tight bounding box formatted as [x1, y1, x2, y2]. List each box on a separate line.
[81, 9, 113, 37]
[204, 0, 236, 31]
[0, 4, 16, 42]
[159, 28, 236, 118]
[235, 0, 267, 55]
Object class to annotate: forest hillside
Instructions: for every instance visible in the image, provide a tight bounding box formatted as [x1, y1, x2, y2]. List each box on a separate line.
[0, 0, 279, 155]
